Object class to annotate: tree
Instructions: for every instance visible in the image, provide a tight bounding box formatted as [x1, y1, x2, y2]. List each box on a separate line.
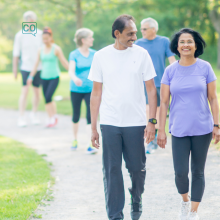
[209, 3, 220, 68]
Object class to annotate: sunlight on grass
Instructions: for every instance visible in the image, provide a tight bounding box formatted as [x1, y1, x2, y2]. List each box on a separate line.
[0, 136, 51, 220]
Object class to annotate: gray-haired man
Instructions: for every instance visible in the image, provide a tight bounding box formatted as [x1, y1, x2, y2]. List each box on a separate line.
[13, 11, 42, 126]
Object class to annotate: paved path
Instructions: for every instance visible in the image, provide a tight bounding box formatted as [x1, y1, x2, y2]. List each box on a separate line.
[0, 109, 220, 220]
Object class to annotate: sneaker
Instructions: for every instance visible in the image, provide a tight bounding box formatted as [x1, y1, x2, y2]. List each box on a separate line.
[86, 146, 98, 154]
[146, 142, 155, 154]
[49, 117, 58, 128]
[179, 198, 191, 220]
[30, 112, 40, 125]
[17, 117, 27, 127]
[71, 140, 78, 151]
[152, 133, 158, 150]
[130, 191, 142, 220]
[189, 211, 199, 220]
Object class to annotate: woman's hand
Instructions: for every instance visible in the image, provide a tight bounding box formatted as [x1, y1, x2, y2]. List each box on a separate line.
[212, 127, 220, 144]
[73, 76, 83, 86]
[157, 129, 167, 149]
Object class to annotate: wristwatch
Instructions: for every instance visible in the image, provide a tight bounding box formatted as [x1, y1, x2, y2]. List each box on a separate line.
[214, 124, 220, 128]
[149, 118, 157, 124]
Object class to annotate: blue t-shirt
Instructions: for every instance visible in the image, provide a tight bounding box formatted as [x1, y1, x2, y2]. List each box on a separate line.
[69, 48, 96, 93]
[135, 35, 174, 87]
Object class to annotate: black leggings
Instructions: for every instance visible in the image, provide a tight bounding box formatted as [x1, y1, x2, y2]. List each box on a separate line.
[42, 77, 59, 104]
[172, 132, 212, 202]
[70, 92, 91, 124]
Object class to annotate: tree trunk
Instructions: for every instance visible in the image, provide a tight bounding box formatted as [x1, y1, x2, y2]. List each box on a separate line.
[76, 0, 83, 29]
[209, 7, 220, 69]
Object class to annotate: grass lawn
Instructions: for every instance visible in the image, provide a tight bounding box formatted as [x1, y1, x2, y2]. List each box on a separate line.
[0, 136, 51, 220]
[0, 72, 86, 117]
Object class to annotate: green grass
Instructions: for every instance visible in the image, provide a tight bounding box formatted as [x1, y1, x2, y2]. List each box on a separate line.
[0, 136, 52, 220]
[0, 72, 86, 117]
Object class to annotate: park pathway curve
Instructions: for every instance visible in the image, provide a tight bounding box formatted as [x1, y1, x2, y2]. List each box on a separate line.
[0, 109, 220, 220]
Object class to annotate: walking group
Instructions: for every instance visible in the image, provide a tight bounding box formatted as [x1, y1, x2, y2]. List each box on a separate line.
[13, 11, 220, 220]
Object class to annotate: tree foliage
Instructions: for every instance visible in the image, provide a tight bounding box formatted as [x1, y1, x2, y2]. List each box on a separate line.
[0, 0, 218, 71]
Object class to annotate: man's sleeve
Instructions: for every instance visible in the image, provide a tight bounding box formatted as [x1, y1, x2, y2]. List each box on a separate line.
[88, 53, 103, 83]
[142, 51, 157, 81]
[164, 38, 175, 58]
[13, 34, 21, 57]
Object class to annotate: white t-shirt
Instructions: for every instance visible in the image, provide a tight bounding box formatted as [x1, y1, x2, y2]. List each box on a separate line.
[13, 29, 42, 71]
[88, 44, 156, 127]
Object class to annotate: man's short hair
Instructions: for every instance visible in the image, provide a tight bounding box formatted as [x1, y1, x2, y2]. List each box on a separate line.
[170, 28, 206, 58]
[141, 17, 158, 32]
[23, 11, 37, 22]
[112, 14, 135, 38]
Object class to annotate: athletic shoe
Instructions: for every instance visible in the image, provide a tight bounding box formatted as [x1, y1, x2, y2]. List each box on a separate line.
[179, 199, 191, 220]
[130, 190, 142, 220]
[86, 146, 98, 154]
[189, 212, 199, 220]
[49, 117, 58, 128]
[17, 117, 27, 127]
[146, 142, 155, 154]
[30, 112, 40, 125]
[71, 140, 78, 151]
[152, 133, 158, 150]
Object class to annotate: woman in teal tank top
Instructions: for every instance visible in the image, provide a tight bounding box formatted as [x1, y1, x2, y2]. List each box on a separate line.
[28, 27, 69, 127]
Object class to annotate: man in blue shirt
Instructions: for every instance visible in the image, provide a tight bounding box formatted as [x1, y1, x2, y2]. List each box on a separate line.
[136, 17, 176, 153]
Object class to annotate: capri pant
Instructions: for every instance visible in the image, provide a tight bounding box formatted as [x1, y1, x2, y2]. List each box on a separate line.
[42, 77, 59, 104]
[172, 132, 212, 202]
[70, 92, 91, 124]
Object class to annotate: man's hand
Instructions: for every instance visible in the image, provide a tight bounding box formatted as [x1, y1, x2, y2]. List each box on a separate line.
[144, 123, 155, 144]
[27, 78, 33, 86]
[91, 129, 100, 149]
[157, 129, 167, 149]
[13, 71, 18, 80]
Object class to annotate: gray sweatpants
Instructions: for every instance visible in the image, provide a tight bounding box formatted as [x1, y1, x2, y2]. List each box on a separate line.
[100, 125, 146, 220]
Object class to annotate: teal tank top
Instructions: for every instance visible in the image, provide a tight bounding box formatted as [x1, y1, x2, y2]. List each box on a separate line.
[40, 44, 60, 79]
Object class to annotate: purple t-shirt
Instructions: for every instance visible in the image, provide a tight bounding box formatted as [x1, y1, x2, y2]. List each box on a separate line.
[161, 59, 217, 137]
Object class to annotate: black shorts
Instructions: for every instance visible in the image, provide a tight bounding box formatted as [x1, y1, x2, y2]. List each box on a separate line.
[21, 70, 41, 87]
[145, 86, 160, 107]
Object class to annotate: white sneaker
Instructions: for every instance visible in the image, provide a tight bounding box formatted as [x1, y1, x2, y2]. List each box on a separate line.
[179, 199, 191, 220]
[17, 117, 27, 127]
[189, 211, 199, 220]
[30, 112, 40, 125]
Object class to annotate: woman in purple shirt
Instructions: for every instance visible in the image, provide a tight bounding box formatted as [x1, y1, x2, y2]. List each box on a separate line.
[157, 28, 220, 220]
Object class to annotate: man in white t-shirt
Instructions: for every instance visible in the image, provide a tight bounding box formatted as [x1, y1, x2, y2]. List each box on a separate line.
[88, 15, 157, 220]
[13, 11, 42, 127]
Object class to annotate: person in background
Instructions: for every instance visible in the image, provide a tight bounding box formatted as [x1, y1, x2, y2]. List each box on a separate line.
[68, 28, 97, 154]
[27, 27, 68, 127]
[13, 11, 42, 127]
[136, 17, 176, 154]
[158, 28, 220, 220]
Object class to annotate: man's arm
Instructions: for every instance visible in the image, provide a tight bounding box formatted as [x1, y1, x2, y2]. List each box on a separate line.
[168, 56, 176, 64]
[90, 81, 102, 149]
[144, 79, 157, 144]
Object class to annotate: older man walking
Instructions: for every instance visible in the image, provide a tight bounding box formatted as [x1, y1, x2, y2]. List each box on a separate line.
[13, 11, 42, 127]
[89, 15, 157, 220]
[136, 17, 176, 153]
